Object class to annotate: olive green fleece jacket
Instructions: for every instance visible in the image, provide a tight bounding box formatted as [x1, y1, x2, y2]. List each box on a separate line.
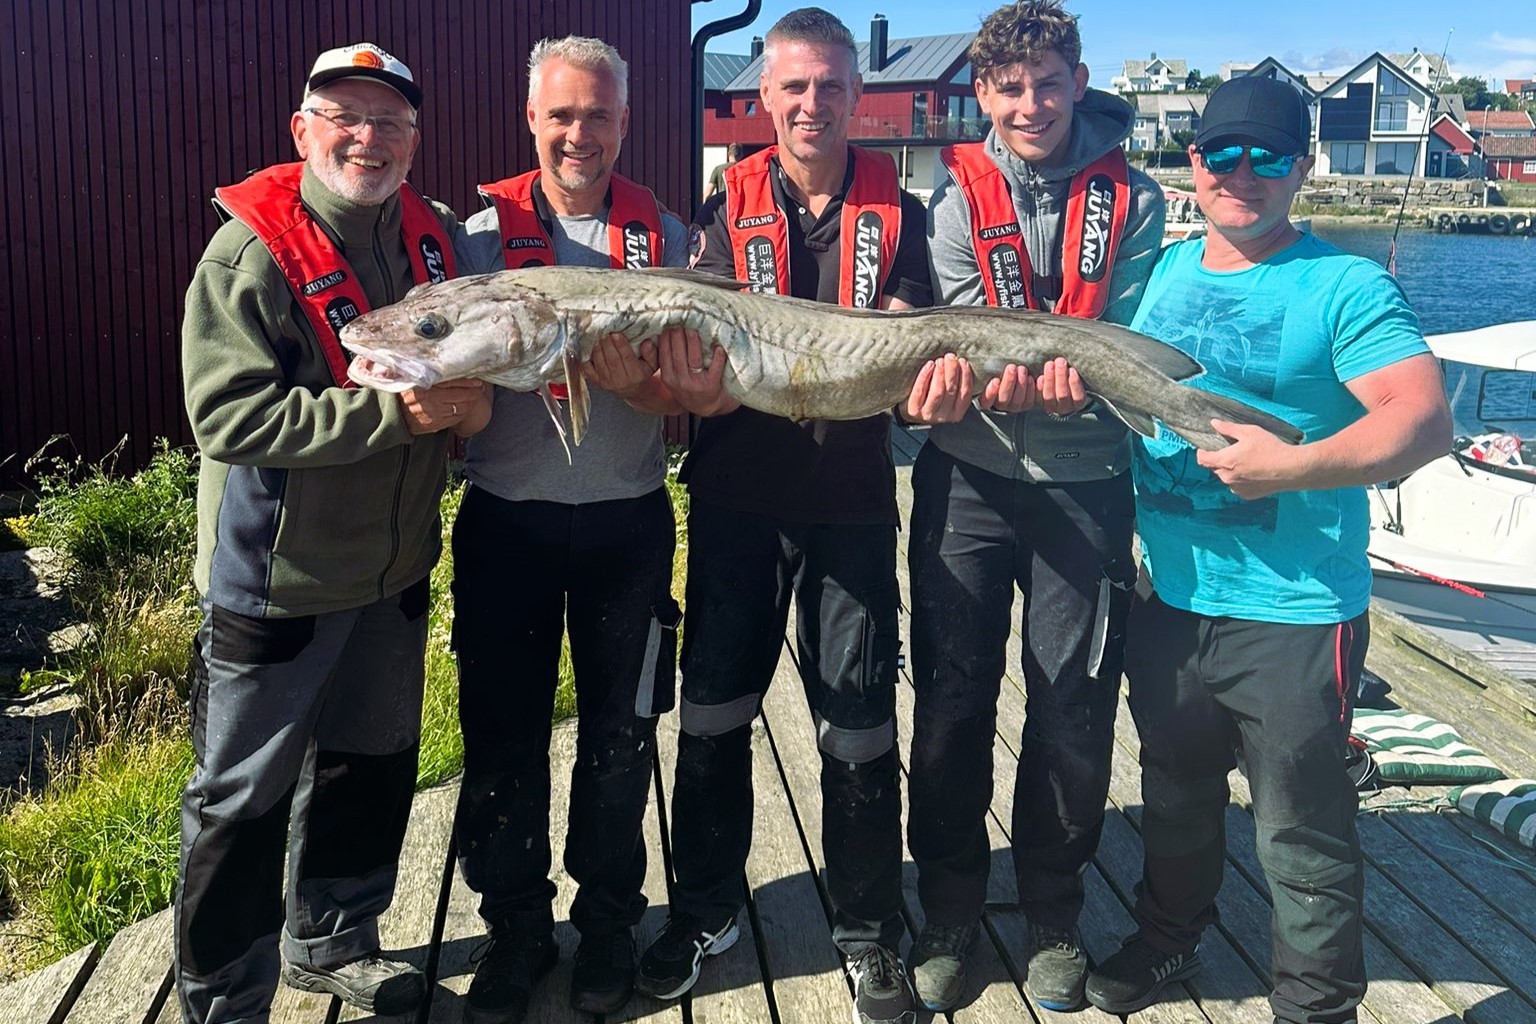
[182, 165, 460, 617]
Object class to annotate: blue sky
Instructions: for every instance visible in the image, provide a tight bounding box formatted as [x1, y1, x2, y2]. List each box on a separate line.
[692, 0, 1536, 86]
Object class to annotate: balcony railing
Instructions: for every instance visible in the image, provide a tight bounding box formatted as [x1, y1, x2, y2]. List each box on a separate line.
[848, 113, 991, 141]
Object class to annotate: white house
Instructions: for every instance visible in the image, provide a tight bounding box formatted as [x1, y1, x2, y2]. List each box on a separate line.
[1313, 53, 1436, 176]
[1112, 53, 1190, 94]
[1129, 93, 1207, 152]
[1386, 49, 1454, 92]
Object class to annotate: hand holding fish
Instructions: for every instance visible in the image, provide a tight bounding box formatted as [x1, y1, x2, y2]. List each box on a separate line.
[903, 353, 975, 424]
[657, 327, 740, 418]
[1195, 418, 1303, 499]
[1035, 357, 1090, 415]
[399, 379, 491, 436]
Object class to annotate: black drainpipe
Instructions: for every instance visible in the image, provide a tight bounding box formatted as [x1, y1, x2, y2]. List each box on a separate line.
[691, 0, 763, 218]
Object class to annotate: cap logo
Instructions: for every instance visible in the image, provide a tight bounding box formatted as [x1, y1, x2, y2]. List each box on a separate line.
[352, 49, 385, 69]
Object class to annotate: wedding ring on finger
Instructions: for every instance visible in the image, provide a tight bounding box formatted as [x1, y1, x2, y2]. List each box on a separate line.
[450, 403, 459, 416]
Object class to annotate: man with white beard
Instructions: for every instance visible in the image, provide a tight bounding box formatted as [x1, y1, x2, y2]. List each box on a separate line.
[175, 42, 488, 1024]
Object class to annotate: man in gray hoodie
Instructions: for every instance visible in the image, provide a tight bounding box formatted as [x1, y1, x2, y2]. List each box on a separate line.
[905, 1, 1164, 1012]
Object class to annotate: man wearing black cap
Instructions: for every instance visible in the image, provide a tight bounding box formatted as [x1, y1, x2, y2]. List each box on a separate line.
[175, 42, 487, 1024]
[1083, 75, 1450, 1022]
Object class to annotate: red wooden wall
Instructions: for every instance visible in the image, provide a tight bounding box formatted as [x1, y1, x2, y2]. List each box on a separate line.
[0, 0, 693, 484]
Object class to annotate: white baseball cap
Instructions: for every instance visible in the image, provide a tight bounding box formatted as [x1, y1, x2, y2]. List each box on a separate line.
[304, 43, 422, 110]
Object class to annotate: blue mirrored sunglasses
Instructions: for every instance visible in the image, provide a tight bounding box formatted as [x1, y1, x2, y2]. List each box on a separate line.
[1198, 144, 1297, 178]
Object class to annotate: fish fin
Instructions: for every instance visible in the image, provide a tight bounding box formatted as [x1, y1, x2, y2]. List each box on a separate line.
[564, 347, 590, 448]
[1093, 393, 1160, 439]
[540, 385, 573, 465]
[633, 266, 752, 290]
[1197, 391, 1305, 446]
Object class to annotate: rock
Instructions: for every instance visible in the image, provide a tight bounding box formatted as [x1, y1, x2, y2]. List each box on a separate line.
[0, 548, 83, 793]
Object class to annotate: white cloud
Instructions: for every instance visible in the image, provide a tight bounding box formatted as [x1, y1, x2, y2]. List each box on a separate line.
[1487, 32, 1536, 56]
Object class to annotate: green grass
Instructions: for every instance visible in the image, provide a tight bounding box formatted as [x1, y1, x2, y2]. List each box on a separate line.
[0, 444, 693, 966]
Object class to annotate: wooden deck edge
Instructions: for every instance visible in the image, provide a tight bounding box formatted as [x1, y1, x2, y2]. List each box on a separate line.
[0, 942, 100, 1024]
[1368, 602, 1536, 725]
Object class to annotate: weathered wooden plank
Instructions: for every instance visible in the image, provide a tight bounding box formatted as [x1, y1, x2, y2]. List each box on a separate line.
[0, 942, 99, 1024]
[1369, 603, 1536, 725]
[1216, 742, 1518, 1023]
[1111, 692, 1457, 1024]
[892, 673, 1046, 1024]
[649, 710, 763, 1024]
[337, 779, 458, 1021]
[748, 655, 855, 1024]
[427, 723, 581, 1023]
[62, 909, 173, 1024]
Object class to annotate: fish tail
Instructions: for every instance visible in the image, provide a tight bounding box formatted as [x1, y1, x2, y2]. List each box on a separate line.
[1194, 390, 1305, 447]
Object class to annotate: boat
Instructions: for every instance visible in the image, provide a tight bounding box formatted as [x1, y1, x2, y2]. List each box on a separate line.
[1366, 320, 1536, 680]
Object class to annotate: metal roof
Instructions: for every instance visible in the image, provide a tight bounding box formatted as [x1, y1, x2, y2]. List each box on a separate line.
[719, 32, 974, 91]
[702, 52, 751, 91]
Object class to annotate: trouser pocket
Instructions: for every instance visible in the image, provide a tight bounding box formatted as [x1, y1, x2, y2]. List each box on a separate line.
[636, 595, 682, 717]
[1087, 559, 1137, 682]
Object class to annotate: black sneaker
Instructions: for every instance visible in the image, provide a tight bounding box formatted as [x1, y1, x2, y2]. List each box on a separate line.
[909, 922, 978, 1012]
[1084, 933, 1201, 1014]
[845, 943, 917, 1024]
[634, 912, 740, 1000]
[571, 928, 636, 1014]
[1026, 924, 1088, 1011]
[462, 933, 559, 1024]
[280, 952, 425, 1015]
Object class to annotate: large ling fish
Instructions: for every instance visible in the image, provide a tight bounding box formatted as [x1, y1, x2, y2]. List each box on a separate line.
[340, 266, 1302, 451]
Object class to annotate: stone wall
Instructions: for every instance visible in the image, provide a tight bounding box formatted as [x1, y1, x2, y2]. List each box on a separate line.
[1305, 176, 1488, 209]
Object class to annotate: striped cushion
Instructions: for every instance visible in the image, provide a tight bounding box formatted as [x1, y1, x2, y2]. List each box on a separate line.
[1349, 709, 1505, 785]
[1451, 780, 1536, 849]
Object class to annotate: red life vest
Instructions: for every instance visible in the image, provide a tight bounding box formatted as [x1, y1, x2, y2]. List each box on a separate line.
[939, 144, 1130, 318]
[723, 146, 901, 308]
[214, 163, 454, 388]
[477, 170, 666, 270]
[477, 170, 666, 398]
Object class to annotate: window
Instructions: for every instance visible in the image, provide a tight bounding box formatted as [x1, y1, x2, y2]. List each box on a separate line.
[745, 100, 756, 116]
[1375, 100, 1408, 132]
[1525, 160, 1536, 174]
[1375, 142, 1418, 175]
[1331, 142, 1365, 175]
[1377, 67, 1411, 96]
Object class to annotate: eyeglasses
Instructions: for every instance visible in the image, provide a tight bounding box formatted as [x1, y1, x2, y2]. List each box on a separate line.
[304, 107, 416, 140]
[1198, 145, 1297, 178]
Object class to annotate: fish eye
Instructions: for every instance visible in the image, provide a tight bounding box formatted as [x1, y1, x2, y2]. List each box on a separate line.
[414, 313, 450, 340]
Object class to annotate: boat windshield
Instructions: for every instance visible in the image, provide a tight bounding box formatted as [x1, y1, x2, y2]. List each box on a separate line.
[1443, 360, 1536, 437]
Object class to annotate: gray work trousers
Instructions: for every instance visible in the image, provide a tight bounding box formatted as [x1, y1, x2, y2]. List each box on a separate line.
[174, 580, 428, 1024]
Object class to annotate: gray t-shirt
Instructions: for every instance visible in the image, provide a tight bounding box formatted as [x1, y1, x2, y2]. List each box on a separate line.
[460, 195, 689, 504]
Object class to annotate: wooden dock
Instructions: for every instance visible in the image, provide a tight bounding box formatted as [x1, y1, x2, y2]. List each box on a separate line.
[7, 428, 1536, 1023]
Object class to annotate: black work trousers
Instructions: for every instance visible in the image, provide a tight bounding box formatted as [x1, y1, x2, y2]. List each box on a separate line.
[668, 497, 905, 954]
[452, 485, 678, 939]
[1126, 581, 1368, 1024]
[907, 445, 1135, 930]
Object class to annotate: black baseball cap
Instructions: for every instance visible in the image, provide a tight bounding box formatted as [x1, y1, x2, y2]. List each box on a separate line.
[1194, 76, 1310, 155]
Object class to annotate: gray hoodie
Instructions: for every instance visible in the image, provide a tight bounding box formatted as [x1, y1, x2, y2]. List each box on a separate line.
[926, 88, 1165, 482]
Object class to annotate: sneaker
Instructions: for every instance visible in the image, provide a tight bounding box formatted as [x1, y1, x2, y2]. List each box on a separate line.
[280, 952, 425, 1015]
[571, 928, 635, 1014]
[909, 922, 978, 1012]
[462, 933, 559, 1024]
[1084, 933, 1201, 1014]
[1026, 924, 1088, 1011]
[634, 912, 740, 1000]
[845, 943, 917, 1024]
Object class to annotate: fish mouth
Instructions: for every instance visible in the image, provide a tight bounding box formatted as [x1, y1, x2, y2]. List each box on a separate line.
[345, 353, 441, 393]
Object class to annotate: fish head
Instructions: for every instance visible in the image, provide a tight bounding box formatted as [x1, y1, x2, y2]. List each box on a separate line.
[340, 272, 565, 392]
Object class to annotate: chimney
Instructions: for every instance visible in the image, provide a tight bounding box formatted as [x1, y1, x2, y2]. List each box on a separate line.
[870, 14, 889, 73]
[751, 36, 763, 60]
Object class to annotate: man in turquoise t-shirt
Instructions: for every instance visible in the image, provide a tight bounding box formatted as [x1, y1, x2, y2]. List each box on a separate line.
[1084, 77, 1451, 1024]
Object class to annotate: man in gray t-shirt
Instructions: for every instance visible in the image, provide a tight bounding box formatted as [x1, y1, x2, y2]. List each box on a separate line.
[450, 35, 690, 1024]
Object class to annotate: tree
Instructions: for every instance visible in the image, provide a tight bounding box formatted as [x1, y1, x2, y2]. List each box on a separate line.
[1446, 75, 1495, 110]
[1185, 69, 1201, 91]
[1200, 73, 1224, 91]
[1183, 69, 1224, 92]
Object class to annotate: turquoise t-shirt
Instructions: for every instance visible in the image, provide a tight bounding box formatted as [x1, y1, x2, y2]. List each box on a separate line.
[1129, 233, 1428, 624]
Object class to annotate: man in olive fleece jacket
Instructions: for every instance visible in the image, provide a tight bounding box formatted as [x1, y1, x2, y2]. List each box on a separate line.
[174, 44, 488, 1024]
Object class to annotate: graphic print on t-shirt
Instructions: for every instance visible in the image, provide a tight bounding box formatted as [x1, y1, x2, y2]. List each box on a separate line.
[1133, 281, 1287, 532]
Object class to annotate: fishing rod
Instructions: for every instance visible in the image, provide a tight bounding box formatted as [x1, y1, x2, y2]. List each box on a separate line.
[1387, 29, 1454, 276]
